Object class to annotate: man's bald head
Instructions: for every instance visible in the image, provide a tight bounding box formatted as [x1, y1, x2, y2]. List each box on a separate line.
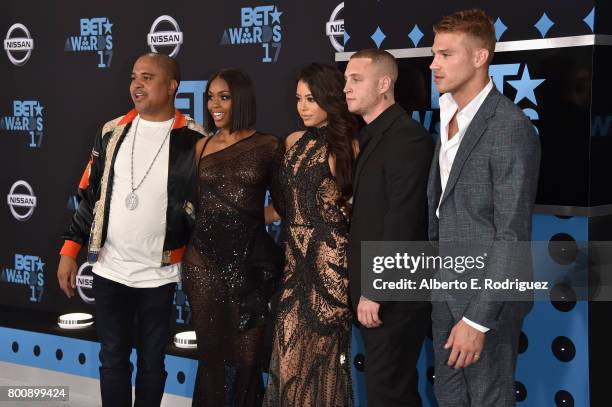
[136, 52, 181, 93]
[349, 48, 398, 86]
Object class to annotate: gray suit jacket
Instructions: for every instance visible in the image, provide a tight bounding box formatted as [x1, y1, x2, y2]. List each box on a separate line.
[427, 87, 541, 330]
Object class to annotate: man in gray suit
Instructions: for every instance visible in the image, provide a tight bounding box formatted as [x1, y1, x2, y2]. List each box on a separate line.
[428, 9, 540, 406]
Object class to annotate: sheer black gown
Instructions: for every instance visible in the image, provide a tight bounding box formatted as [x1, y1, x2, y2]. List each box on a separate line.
[183, 132, 283, 407]
[264, 127, 353, 406]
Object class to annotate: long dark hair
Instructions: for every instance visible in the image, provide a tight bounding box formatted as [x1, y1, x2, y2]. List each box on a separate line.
[204, 68, 256, 134]
[297, 63, 357, 205]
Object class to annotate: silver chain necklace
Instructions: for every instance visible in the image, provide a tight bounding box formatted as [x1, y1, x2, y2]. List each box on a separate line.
[125, 116, 174, 210]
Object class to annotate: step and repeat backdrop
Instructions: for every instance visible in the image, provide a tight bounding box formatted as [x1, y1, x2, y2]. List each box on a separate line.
[1, 0, 343, 314]
[2, 0, 611, 405]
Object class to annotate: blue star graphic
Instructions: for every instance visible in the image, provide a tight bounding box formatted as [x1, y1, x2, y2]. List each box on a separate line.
[104, 20, 113, 34]
[270, 7, 282, 24]
[34, 104, 43, 116]
[36, 259, 45, 272]
[507, 65, 545, 105]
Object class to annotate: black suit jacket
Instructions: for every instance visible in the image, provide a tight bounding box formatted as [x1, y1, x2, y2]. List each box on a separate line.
[348, 104, 433, 314]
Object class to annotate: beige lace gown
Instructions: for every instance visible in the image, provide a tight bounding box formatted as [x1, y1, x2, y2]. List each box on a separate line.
[264, 127, 353, 406]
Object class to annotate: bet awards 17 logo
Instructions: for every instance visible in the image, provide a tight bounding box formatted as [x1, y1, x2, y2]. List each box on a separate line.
[326, 2, 345, 52]
[0, 100, 44, 148]
[0, 254, 45, 302]
[64, 17, 113, 68]
[174, 283, 191, 324]
[147, 15, 183, 58]
[220, 5, 283, 63]
[7, 180, 37, 221]
[4, 23, 34, 66]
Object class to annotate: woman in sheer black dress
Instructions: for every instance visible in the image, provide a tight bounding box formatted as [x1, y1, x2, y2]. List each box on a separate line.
[182, 69, 282, 407]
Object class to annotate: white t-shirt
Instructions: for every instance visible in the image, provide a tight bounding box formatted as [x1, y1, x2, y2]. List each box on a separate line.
[93, 115, 180, 288]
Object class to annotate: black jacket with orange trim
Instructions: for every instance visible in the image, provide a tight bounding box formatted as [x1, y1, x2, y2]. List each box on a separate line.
[60, 109, 205, 266]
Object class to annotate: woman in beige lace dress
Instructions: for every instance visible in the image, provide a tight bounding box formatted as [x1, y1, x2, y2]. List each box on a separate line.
[264, 63, 358, 406]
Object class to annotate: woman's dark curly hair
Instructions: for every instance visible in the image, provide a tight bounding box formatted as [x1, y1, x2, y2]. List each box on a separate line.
[297, 63, 357, 205]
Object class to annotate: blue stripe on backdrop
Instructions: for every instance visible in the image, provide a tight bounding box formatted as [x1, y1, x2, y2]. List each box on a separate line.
[0, 324, 435, 405]
[0, 327, 197, 397]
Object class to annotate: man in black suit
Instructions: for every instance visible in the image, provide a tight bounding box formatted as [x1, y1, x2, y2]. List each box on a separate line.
[344, 49, 434, 407]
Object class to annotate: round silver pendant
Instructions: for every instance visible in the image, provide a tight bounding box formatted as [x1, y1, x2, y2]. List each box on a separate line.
[125, 191, 139, 210]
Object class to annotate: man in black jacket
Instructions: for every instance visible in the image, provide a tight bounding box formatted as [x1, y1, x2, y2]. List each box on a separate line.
[344, 49, 433, 407]
[56, 53, 204, 406]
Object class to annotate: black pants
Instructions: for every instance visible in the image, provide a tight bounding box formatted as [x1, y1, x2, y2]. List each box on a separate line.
[360, 305, 430, 407]
[93, 273, 175, 407]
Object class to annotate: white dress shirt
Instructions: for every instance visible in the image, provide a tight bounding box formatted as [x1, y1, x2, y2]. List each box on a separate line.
[437, 80, 493, 333]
